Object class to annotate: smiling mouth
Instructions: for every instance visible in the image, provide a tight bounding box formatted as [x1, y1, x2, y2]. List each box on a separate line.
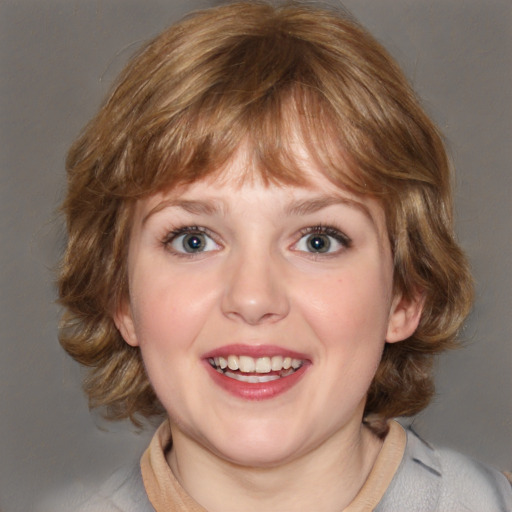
[208, 355, 304, 383]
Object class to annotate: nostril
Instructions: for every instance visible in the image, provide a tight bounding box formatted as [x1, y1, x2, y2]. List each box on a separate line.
[220, 256, 290, 324]
[223, 308, 288, 326]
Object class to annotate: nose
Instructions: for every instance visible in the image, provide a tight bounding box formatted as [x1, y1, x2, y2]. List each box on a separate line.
[221, 250, 290, 325]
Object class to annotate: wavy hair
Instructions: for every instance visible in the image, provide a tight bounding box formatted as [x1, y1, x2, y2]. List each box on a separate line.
[59, 1, 473, 429]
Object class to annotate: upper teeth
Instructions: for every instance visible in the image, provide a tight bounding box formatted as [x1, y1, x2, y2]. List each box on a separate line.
[209, 355, 302, 373]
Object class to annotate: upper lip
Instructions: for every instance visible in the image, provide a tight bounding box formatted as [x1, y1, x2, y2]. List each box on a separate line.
[202, 344, 310, 361]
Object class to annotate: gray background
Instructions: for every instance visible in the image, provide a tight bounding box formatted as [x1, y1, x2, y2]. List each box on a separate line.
[1, 1, 511, 510]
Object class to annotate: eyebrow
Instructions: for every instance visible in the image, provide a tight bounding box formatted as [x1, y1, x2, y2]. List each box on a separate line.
[284, 195, 373, 222]
[142, 199, 224, 224]
[143, 194, 374, 224]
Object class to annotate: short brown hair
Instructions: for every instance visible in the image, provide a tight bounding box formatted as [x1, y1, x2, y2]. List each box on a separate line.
[58, 1, 473, 427]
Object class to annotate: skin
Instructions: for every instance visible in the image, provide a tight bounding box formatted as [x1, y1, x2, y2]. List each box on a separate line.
[115, 148, 423, 511]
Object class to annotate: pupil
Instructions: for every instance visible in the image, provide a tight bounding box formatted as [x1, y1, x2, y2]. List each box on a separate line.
[307, 234, 330, 253]
[308, 235, 331, 252]
[184, 233, 204, 252]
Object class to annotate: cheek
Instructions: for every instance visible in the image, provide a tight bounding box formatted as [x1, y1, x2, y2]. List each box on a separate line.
[299, 262, 393, 352]
[128, 267, 220, 408]
[129, 262, 218, 350]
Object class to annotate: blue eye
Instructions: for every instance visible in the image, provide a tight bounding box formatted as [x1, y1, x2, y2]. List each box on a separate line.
[167, 228, 219, 254]
[295, 227, 351, 254]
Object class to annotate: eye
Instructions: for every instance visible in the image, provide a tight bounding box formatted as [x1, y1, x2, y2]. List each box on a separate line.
[165, 227, 220, 254]
[294, 226, 351, 254]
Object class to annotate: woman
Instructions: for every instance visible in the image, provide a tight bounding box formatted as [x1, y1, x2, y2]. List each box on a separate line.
[58, 2, 512, 510]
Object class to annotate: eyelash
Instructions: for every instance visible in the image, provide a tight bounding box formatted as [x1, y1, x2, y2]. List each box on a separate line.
[161, 224, 352, 257]
[296, 225, 352, 253]
[162, 225, 220, 257]
[162, 225, 206, 242]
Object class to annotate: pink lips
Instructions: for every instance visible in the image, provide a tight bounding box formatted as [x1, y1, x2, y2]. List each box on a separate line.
[202, 344, 311, 400]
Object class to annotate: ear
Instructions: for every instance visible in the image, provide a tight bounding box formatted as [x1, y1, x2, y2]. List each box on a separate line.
[386, 291, 424, 344]
[113, 299, 139, 347]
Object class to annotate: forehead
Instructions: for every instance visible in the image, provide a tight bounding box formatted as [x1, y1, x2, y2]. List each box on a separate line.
[135, 146, 389, 242]
[150, 133, 364, 200]
[146, 141, 349, 201]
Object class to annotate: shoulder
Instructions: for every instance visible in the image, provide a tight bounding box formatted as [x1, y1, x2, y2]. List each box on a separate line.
[435, 441, 512, 511]
[78, 464, 154, 512]
[377, 425, 512, 512]
[42, 464, 154, 512]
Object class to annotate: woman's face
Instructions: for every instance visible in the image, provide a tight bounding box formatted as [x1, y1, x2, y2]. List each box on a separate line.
[116, 148, 420, 467]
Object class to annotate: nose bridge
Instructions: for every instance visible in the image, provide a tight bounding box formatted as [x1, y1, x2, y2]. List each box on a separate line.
[221, 243, 289, 325]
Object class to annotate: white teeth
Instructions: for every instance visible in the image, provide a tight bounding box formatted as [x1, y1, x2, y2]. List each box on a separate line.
[271, 355, 283, 371]
[210, 354, 304, 374]
[225, 371, 281, 383]
[255, 357, 271, 373]
[238, 355, 255, 373]
[227, 355, 239, 370]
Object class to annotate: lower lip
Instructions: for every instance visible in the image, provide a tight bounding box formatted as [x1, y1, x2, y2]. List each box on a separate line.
[204, 362, 309, 400]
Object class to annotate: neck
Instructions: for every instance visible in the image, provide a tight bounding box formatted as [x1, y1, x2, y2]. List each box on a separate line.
[167, 420, 383, 512]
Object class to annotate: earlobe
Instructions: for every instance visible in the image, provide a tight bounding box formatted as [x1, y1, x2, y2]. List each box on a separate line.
[386, 291, 424, 344]
[114, 300, 139, 347]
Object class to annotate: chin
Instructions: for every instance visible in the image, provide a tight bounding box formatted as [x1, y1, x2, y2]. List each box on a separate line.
[219, 443, 299, 469]
[204, 422, 307, 468]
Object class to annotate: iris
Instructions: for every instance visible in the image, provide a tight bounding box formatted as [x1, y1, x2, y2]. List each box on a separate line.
[306, 234, 330, 253]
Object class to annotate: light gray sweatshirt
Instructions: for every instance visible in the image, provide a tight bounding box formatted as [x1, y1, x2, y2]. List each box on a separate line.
[61, 427, 512, 512]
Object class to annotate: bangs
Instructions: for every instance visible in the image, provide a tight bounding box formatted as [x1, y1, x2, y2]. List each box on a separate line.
[118, 34, 370, 198]
[144, 88, 362, 192]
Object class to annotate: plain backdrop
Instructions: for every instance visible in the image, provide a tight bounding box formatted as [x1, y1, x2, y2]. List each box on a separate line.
[1, 1, 511, 510]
